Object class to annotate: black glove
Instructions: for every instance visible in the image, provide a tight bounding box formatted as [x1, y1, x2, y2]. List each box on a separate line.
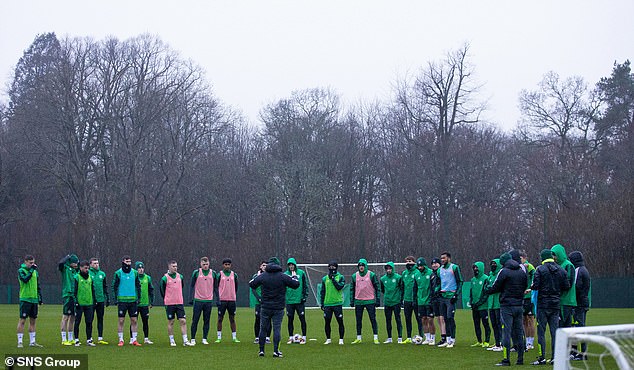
[350, 301, 355, 308]
[216, 301, 221, 308]
[105, 300, 110, 307]
[400, 301, 404, 309]
[375, 300, 381, 307]
[320, 305, 324, 311]
[189, 300, 194, 306]
[31, 264, 38, 270]
[450, 295, 457, 304]
[301, 298, 306, 303]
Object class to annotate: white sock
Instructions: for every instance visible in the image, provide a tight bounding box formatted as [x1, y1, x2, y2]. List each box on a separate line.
[183, 335, 188, 343]
[118, 332, 124, 341]
[217, 331, 222, 339]
[527, 337, 534, 346]
[373, 334, 378, 340]
[68, 332, 74, 341]
[357, 335, 362, 340]
[431, 334, 436, 341]
[448, 336, 453, 343]
[232, 332, 237, 339]
[425, 333, 430, 341]
[98, 336, 103, 341]
[169, 335, 174, 342]
[17, 333, 24, 343]
[302, 336, 306, 340]
[61, 332, 67, 342]
[338, 338, 344, 345]
[30, 332, 36, 343]
[132, 332, 137, 341]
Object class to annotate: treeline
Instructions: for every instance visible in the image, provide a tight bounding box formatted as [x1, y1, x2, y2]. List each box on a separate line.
[0, 33, 632, 285]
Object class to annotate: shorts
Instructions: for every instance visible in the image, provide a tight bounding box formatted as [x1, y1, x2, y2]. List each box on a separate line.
[218, 301, 237, 317]
[417, 305, 434, 318]
[165, 304, 186, 320]
[523, 298, 534, 316]
[138, 305, 150, 319]
[117, 302, 138, 318]
[19, 301, 38, 319]
[323, 305, 344, 320]
[286, 302, 306, 317]
[431, 300, 442, 317]
[62, 296, 75, 316]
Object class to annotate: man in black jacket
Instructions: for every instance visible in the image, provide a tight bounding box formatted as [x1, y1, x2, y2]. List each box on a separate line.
[486, 251, 527, 366]
[249, 257, 299, 358]
[530, 249, 570, 365]
[569, 251, 591, 361]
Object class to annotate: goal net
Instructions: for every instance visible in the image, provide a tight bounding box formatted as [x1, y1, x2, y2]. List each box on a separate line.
[554, 324, 634, 370]
[297, 262, 407, 308]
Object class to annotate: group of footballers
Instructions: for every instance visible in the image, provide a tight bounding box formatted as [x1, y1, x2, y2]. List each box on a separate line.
[17, 254, 241, 348]
[15, 244, 591, 366]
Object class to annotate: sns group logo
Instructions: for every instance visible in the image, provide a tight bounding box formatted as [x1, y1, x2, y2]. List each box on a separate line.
[5, 355, 84, 368]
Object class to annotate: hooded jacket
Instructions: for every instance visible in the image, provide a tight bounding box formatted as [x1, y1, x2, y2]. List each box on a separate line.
[350, 258, 380, 306]
[413, 259, 433, 306]
[569, 251, 591, 308]
[469, 261, 489, 311]
[531, 257, 570, 310]
[551, 244, 576, 307]
[486, 253, 527, 307]
[249, 261, 299, 310]
[486, 259, 502, 309]
[285, 258, 308, 305]
[402, 262, 417, 303]
[380, 262, 404, 307]
[89, 266, 109, 304]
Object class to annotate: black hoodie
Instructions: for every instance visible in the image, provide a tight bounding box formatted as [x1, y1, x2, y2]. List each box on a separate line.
[249, 262, 299, 310]
[531, 258, 570, 310]
[569, 251, 591, 309]
[486, 255, 527, 307]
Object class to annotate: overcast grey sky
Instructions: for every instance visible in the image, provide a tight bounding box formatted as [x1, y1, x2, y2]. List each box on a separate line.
[1, 0, 633, 131]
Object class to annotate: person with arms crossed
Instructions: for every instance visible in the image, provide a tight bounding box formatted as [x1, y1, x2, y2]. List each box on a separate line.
[89, 258, 109, 345]
[249, 257, 300, 357]
[17, 255, 43, 348]
[160, 260, 192, 346]
[189, 256, 215, 346]
[215, 258, 240, 343]
[320, 261, 346, 345]
[58, 253, 79, 345]
[380, 261, 404, 344]
[112, 255, 142, 347]
[136, 261, 154, 344]
[285, 257, 308, 345]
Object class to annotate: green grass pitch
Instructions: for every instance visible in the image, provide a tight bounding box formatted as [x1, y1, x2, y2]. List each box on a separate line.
[2, 305, 632, 369]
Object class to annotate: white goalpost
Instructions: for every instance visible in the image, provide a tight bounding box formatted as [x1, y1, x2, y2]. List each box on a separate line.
[297, 262, 407, 309]
[554, 324, 634, 370]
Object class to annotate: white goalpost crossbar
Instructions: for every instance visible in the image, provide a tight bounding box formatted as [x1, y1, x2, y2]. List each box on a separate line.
[554, 324, 634, 370]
